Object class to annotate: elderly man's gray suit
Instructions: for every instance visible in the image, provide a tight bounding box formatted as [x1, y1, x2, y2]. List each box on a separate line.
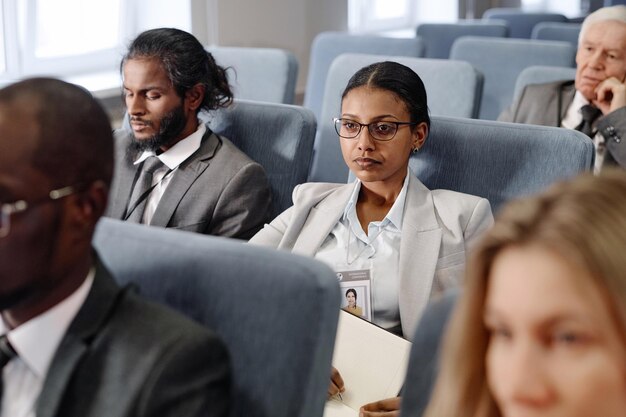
[498, 80, 626, 168]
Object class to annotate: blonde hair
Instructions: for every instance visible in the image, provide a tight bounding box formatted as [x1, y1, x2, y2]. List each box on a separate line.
[424, 170, 626, 417]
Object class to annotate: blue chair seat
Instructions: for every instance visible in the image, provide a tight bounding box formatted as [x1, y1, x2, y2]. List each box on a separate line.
[93, 218, 340, 417]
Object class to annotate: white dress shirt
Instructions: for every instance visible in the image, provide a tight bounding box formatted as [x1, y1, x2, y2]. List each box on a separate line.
[314, 171, 409, 334]
[562, 91, 606, 173]
[0, 270, 94, 417]
[134, 122, 206, 224]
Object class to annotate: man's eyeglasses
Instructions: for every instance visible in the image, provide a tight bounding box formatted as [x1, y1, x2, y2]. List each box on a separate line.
[333, 118, 417, 142]
[0, 186, 76, 238]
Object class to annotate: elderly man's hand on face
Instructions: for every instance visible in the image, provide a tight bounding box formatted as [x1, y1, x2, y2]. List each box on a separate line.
[594, 76, 626, 115]
[574, 18, 626, 115]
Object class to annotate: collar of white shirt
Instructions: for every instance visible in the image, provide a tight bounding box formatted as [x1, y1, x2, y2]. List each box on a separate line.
[342, 168, 411, 233]
[134, 122, 207, 170]
[561, 90, 591, 130]
[0, 268, 95, 378]
[563, 90, 607, 173]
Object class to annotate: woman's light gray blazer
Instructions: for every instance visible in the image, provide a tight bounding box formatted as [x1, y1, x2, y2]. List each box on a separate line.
[250, 175, 493, 340]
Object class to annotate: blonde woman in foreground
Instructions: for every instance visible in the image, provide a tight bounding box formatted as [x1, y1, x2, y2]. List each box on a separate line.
[424, 170, 626, 417]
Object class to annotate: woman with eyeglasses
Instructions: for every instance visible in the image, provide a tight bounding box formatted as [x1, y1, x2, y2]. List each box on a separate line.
[250, 61, 493, 416]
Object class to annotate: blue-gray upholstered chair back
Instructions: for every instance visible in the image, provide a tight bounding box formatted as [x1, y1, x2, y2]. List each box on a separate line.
[416, 20, 509, 59]
[450, 36, 576, 120]
[206, 99, 317, 218]
[93, 218, 340, 417]
[304, 32, 425, 121]
[482, 8, 568, 38]
[513, 65, 577, 100]
[207, 46, 299, 104]
[308, 53, 484, 183]
[410, 116, 594, 213]
[400, 290, 460, 417]
[530, 22, 581, 47]
[350, 116, 594, 213]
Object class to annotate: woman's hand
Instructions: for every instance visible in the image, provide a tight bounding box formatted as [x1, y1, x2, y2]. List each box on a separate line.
[328, 366, 345, 398]
[359, 396, 401, 416]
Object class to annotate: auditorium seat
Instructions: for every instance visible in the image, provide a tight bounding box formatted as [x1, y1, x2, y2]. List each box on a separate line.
[513, 65, 577, 100]
[304, 32, 425, 121]
[207, 45, 299, 104]
[348, 116, 593, 213]
[416, 20, 509, 59]
[400, 290, 459, 417]
[483, 8, 568, 38]
[207, 99, 317, 218]
[93, 218, 340, 417]
[450, 36, 575, 120]
[530, 22, 581, 47]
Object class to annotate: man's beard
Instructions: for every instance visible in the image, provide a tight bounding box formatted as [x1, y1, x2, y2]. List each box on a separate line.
[128, 104, 187, 154]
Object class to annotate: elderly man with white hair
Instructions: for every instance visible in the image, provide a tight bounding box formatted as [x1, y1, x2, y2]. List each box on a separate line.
[499, 5, 626, 172]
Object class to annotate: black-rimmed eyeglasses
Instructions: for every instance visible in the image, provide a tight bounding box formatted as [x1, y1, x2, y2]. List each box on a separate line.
[333, 118, 417, 142]
[0, 186, 76, 238]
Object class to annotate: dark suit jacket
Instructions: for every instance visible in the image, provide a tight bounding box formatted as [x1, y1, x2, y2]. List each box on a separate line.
[106, 127, 272, 239]
[498, 80, 626, 168]
[36, 256, 230, 417]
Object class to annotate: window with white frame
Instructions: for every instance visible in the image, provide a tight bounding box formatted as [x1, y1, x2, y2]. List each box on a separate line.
[0, 4, 5, 74]
[349, 0, 415, 32]
[0, 0, 128, 79]
[521, 0, 582, 17]
[348, 0, 458, 33]
[0, 0, 192, 91]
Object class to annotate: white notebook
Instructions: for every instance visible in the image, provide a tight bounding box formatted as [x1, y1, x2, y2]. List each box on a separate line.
[323, 310, 412, 417]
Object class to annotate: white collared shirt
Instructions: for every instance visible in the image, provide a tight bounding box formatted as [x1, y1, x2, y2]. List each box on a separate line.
[133, 122, 206, 224]
[0, 270, 94, 417]
[314, 170, 410, 335]
[562, 91, 605, 174]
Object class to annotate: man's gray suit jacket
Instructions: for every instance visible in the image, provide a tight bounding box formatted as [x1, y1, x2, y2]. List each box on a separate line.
[498, 80, 626, 168]
[106, 127, 272, 239]
[36, 255, 230, 417]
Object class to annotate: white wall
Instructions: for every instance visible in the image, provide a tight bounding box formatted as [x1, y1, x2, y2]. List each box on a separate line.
[191, 0, 348, 95]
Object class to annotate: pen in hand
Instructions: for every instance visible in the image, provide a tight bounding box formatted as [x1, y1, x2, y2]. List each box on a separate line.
[330, 391, 343, 402]
[329, 366, 345, 401]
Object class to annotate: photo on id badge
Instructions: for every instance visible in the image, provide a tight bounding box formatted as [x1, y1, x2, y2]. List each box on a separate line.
[336, 268, 372, 321]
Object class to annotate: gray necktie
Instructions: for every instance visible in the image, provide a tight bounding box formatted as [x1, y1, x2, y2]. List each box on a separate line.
[125, 156, 164, 223]
[576, 104, 602, 137]
[0, 335, 17, 405]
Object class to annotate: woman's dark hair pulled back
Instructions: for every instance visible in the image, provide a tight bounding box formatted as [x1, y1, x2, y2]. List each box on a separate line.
[341, 61, 430, 130]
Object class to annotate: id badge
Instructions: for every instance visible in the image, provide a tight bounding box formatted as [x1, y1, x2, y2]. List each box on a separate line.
[335, 263, 372, 321]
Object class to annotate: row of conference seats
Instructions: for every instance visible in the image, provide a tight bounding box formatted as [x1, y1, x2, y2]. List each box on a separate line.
[304, 32, 576, 122]
[122, 66, 589, 215]
[97, 98, 594, 417]
[213, 9, 583, 106]
[108, 100, 594, 417]
[200, 48, 577, 186]
[107, 11, 595, 416]
[210, 23, 580, 181]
